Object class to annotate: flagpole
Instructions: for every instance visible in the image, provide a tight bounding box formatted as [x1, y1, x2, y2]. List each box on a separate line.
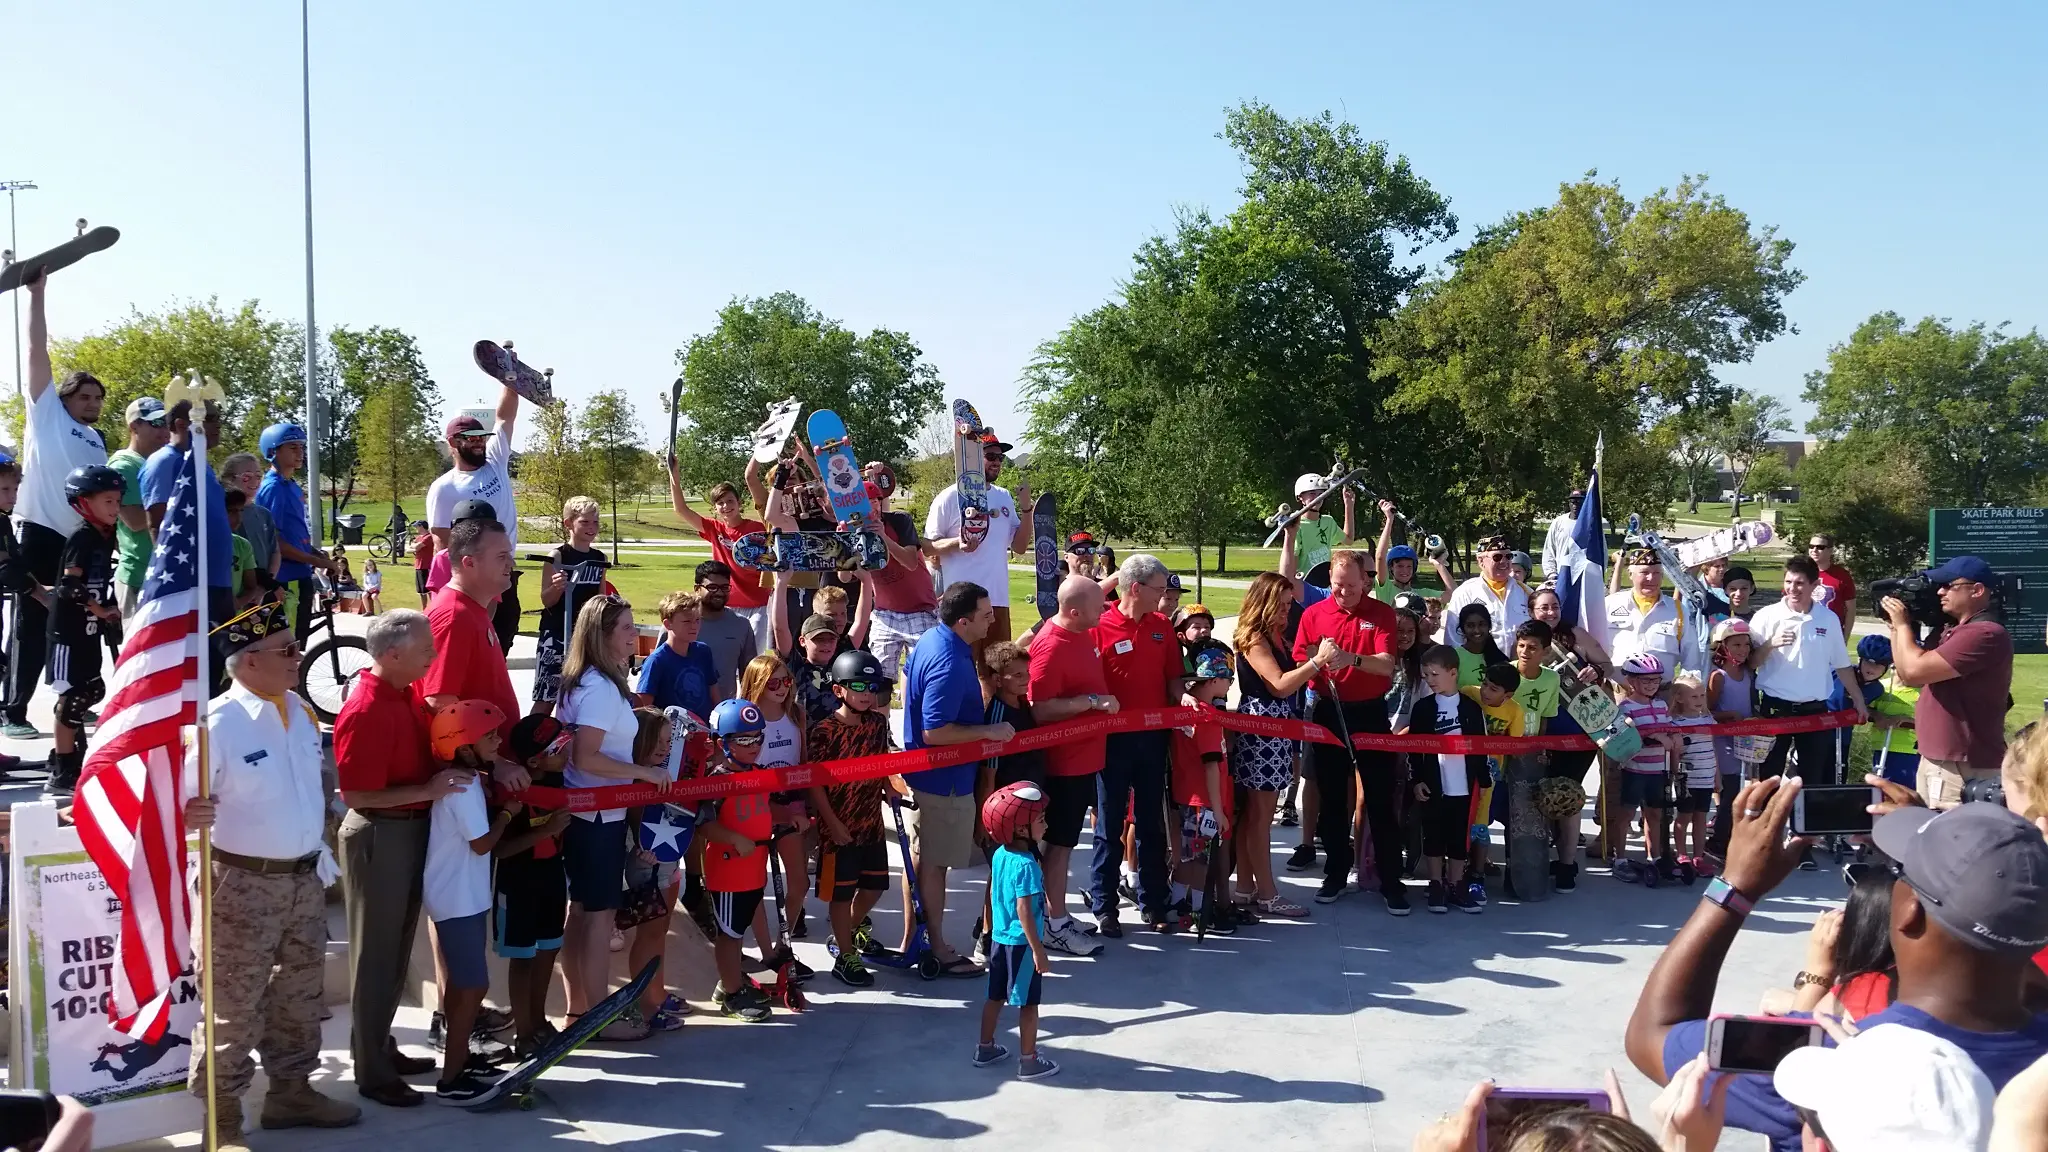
[191, 404, 217, 1152]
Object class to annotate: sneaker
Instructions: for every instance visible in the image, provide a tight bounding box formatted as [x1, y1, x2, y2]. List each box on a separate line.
[432, 1068, 496, 1106]
[1045, 920, 1102, 957]
[1197, 908, 1237, 936]
[1017, 1053, 1061, 1081]
[658, 993, 692, 1016]
[475, 1006, 515, 1037]
[646, 1007, 687, 1031]
[714, 983, 771, 1022]
[1148, 909, 1181, 935]
[428, 1011, 446, 1051]
[971, 933, 991, 966]
[1278, 804, 1299, 828]
[1382, 886, 1413, 916]
[832, 952, 875, 988]
[1093, 913, 1123, 940]
[1118, 876, 1138, 907]
[853, 917, 885, 957]
[1798, 855, 1820, 872]
[1285, 844, 1317, 872]
[1614, 859, 1642, 884]
[1466, 880, 1488, 907]
[1453, 886, 1483, 915]
[1556, 863, 1578, 893]
[973, 1042, 1010, 1067]
[1426, 881, 1447, 914]
[469, 1034, 517, 1066]
[1314, 878, 1346, 904]
[0, 720, 38, 740]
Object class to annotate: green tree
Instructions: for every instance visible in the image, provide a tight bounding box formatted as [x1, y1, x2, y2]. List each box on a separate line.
[516, 402, 589, 541]
[331, 326, 441, 530]
[1803, 313, 2048, 507]
[671, 293, 944, 493]
[1742, 453, 1794, 503]
[1794, 433, 1929, 573]
[1601, 425, 1682, 534]
[580, 390, 644, 563]
[1714, 390, 1793, 516]
[1665, 407, 1728, 514]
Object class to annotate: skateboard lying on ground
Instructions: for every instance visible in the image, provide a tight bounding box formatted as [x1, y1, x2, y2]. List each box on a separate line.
[473, 340, 556, 407]
[0, 220, 119, 294]
[730, 529, 886, 572]
[806, 409, 877, 529]
[1033, 492, 1058, 619]
[465, 956, 660, 1111]
[1674, 519, 1773, 568]
[752, 397, 803, 464]
[952, 399, 990, 547]
[1262, 467, 1366, 547]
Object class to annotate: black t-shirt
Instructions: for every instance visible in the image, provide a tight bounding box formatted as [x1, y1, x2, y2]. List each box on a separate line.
[55, 524, 116, 640]
[0, 517, 29, 595]
[537, 545, 608, 649]
[986, 695, 1044, 788]
[780, 646, 840, 724]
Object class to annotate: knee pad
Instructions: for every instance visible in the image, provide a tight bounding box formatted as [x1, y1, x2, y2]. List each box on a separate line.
[57, 690, 96, 730]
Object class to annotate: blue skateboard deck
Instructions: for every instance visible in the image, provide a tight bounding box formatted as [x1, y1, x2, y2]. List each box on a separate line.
[1033, 492, 1058, 619]
[952, 400, 989, 547]
[805, 410, 876, 529]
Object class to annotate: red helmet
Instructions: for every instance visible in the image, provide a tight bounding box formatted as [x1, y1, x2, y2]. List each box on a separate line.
[431, 699, 505, 761]
[980, 781, 1049, 843]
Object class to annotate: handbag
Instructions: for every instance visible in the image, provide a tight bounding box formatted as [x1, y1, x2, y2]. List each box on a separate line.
[614, 869, 669, 930]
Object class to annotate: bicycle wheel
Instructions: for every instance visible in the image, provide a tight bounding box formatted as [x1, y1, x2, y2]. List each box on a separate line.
[300, 634, 371, 723]
[368, 534, 396, 563]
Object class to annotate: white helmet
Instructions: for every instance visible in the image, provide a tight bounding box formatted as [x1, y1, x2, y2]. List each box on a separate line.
[1294, 472, 1327, 497]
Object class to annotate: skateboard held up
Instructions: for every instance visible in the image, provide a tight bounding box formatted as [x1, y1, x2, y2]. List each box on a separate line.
[752, 397, 803, 465]
[1262, 467, 1366, 548]
[805, 409, 876, 529]
[952, 399, 990, 547]
[464, 957, 660, 1111]
[0, 220, 120, 294]
[730, 529, 886, 573]
[473, 340, 557, 408]
[1032, 492, 1058, 620]
[1674, 520, 1773, 568]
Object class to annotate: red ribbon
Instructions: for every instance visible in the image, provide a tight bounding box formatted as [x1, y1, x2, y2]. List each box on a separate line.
[517, 705, 1863, 814]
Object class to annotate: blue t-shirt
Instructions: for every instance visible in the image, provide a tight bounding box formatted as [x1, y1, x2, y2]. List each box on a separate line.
[988, 845, 1045, 948]
[901, 624, 983, 795]
[636, 640, 716, 721]
[1663, 1003, 2048, 1151]
[256, 468, 313, 584]
[140, 445, 232, 588]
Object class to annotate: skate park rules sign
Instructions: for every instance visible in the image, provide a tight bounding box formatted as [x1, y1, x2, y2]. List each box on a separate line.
[1929, 507, 2047, 655]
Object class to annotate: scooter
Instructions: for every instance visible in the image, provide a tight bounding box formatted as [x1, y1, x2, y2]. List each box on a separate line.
[825, 796, 941, 980]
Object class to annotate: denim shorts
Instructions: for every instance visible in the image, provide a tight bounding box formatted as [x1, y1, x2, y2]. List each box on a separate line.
[1617, 771, 1670, 811]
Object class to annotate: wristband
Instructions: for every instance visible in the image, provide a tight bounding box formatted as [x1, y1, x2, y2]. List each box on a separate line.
[1702, 877, 1754, 917]
[1793, 970, 1831, 990]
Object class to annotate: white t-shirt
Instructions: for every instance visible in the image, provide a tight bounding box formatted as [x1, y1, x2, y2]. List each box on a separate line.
[1427, 693, 1470, 797]
[425, 420, 517, 551]
[1437, 576, 1530, 653]
[558, 668, 638, 821]
[423, 775, 492, 922]
[18, 384, 109, 537]
[924, 483, 1018, 607]
[760, 713, 800, 768]
[1749, 599, 1852, 704]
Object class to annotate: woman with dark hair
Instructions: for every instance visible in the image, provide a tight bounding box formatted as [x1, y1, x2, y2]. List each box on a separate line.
[1775, 852, 1898, 1021]
[1231, 571, 1338, 918]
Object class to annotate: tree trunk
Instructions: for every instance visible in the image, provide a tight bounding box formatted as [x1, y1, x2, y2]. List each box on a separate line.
[1192, 540, 1205, 603]
[1216, 537, 1227, 574]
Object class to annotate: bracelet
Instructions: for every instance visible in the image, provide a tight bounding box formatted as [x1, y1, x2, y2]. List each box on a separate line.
[1702, 877, 1754, 917]
[1793, 970, 1832, 990]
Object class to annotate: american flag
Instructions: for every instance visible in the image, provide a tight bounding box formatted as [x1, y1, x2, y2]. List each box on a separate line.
[74, 445, 208, 1042]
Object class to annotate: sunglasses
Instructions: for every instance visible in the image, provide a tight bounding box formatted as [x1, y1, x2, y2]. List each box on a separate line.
[726, 733, 764, 748]
[837, 680, 887, 695]
[766, 675, 792, 688]
[255, 641, 304, 658]
[1808, 543, 1833, 550]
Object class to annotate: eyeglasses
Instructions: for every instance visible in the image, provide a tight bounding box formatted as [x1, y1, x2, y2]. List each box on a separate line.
[766, 676, 792, 688]
[837, 680, 886, 694]
[255, 642, 303, 659]
[726, 733, 764, 748]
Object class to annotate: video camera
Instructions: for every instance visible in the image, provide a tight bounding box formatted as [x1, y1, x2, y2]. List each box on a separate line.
[1868, 568, 2019, 632]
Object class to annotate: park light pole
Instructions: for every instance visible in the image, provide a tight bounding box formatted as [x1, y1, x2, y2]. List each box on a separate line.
[1, 179, 38, 402]
[300, 0, 322, 546]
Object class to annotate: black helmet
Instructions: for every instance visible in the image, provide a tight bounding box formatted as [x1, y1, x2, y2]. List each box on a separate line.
[828, 649, 889, 687]
[451, 498, 498, 525]
[64, 464, 124, 502]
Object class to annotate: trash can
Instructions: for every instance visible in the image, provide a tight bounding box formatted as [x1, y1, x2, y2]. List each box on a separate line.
[335, 514, 366, 545]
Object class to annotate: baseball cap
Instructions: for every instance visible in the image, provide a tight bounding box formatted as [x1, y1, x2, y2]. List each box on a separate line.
[451, 499, 498, 525]
[1773, 1023, 1994, 1152]
[1924, 555, 1995, 588]
[978, 429, 1014, 454]
[445, 414, 492, 441]
[507, 714, 574, 765]
[1164, 573, 1183, 594]
[125, 396, 167, 425]
[1066, 531, 1095, 552]
[799, 614, 839, 640]
[1872, 803, 2048, 954]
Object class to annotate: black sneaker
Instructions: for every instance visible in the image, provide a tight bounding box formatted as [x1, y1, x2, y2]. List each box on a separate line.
[1286, 844, 1317, 872]
[1197, 908, 1237, 936]
[1278, 805, 1298, 828]
[1426, 881, 1447, 914]
[1094, 913, 1123, 939]
[714, 983, 772, 1022]
[766, 947, 815, 983]
[1314, 879, 1346, 904]
[1556, 862, 1578, 893]
[1382, 886, 1413, 917]
[469, 1034, 516, 1066]
[1453, 885, 1483, 915]
[433, 1068, 496, 1106]
[832, 952, 875, 988]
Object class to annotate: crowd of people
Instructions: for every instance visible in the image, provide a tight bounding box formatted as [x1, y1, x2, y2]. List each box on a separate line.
[5, 264, 2041, 1150]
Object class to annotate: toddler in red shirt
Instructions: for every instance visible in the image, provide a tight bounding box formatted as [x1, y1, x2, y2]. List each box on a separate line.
[1169, 641, 1238, 936]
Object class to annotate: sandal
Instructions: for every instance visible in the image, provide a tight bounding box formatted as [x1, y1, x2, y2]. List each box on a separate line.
[938, 955, 984, 978]
[1258, 895, 1309, 918]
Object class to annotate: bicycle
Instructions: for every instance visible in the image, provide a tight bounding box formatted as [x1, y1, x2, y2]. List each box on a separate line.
[365, 506, 413, 565]
[299, 589, 371, 724]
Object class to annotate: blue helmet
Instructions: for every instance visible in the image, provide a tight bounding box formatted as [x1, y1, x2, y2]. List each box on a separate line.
[710, 698, 765, 742]
[1185, 641, 1234, 685]
[258, 422, 307, 460]
[1857, 634, 1893, 665]
[1387, 544, 1418, 563]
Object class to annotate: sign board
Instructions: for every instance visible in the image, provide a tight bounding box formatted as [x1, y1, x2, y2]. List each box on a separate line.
[1929, 507, 2048, 655]
[461, 407, 495, 429]
[9, 802, 202, 1144]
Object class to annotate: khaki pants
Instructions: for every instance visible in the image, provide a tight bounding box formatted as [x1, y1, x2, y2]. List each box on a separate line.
[1918, 757, 1996, 810]
[189, 862, 328, 1098]
[339, 811, 427, 1091]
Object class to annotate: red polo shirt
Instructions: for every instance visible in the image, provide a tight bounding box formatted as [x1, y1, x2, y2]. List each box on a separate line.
[1028, 621, 1108, 778]
[414, 585, 519, 742]
[1092, 607, 1177, 709]
[697, 517, 768, 609]
[334, 669, 434, 809]
[1292, 593, 1397, 702]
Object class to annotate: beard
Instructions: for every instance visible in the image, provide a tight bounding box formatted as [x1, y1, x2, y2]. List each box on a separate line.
[457, 443, 489, 468]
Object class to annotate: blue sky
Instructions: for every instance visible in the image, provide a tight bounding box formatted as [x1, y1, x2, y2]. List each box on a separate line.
[5, 1, 2043, 463]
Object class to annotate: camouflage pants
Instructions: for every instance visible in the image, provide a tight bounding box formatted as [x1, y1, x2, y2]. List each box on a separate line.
[188, 861, 327, 1098]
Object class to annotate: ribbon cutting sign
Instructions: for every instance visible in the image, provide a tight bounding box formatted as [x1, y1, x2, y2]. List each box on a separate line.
[519, 706, 1863, 815]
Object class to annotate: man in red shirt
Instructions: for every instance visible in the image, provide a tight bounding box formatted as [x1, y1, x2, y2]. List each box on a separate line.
[415, 519, 527, 788]
[1291, 550, 1405, 912]
[665, 453, 771, 651]
[863, 474, 942, 680]
[1808, 534, 1858, 633]
[1090, 554, 1188, 935]
[1027, 575, 1119, 957]
[335, 610, 463, 1107]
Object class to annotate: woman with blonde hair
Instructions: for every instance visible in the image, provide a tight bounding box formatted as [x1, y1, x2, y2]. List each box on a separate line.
[1230, 571, 1339, 918]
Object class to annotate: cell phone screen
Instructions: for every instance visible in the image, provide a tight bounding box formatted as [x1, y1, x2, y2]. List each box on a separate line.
[1795, 786, 1877, 835]
[1482, 1092, 1606, 1150]
[1716, 1018, 1818, 1073]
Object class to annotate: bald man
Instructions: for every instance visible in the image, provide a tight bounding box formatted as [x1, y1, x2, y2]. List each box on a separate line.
[1026, 577, 1119, 955]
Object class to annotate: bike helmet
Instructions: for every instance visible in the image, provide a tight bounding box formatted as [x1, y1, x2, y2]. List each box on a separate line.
[710, 698, 765, 743]
[1293, 472, 1327, 497]
[1185, 641, 1234, 684]
[1618, 652, 1665, 678]
[981, 780, 1049, 843]
[63, 464, 124, 502]
[1857, 634, 1894, 666]
[1509, 551, 1532, 572]
[1534, 776, 1587, 821]
[829, 649, 890, 689]
[451, 498, 498, 525]
[1710, 617, 1751, 645]
[430, 698, 505, 761]
[1387, 544, 1418, 563]
[258, 422, 307, 461]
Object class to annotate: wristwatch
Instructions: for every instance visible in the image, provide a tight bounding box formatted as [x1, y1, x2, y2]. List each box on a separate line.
[1701, 877, 1754, 917]
[1084, 693, 1100, 710]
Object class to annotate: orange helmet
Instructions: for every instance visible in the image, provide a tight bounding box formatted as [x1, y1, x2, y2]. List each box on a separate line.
[980, 781, 1049, 844]
[431, 699, 506, 761]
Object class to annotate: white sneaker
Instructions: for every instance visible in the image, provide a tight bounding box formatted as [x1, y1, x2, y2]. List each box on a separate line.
[1044, 919, 1103, 957]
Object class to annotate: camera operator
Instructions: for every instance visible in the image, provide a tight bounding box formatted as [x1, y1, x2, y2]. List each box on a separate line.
[1880, 554, 2014, 809]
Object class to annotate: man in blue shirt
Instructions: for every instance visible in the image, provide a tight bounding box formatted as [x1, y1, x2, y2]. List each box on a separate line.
[142, 401, 235, 696]
[901, 580, 1015, 976]
[1625, 782, 2048, 1152]
[255, 422, 334, 642]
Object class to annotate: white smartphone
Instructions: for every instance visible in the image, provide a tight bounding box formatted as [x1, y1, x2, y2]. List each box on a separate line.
[1707, 1014, 1826, 1074]
[1791, 785, 1880, 836]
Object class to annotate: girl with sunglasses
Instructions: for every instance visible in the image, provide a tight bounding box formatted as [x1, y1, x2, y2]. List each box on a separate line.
[740, 652, 816, 949]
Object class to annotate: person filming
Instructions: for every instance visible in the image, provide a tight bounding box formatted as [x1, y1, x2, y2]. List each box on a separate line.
[1879, 554, 2014, 809]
